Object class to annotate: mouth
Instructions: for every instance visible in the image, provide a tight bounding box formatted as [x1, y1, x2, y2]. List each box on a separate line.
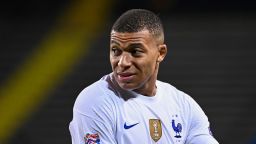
[117, 72, 135, 82]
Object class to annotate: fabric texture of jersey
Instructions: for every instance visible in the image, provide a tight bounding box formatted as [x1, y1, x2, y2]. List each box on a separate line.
[69, 73, 219, 144]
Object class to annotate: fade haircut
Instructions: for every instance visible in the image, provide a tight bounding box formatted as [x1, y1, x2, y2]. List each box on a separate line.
[111, 9, 164, 43]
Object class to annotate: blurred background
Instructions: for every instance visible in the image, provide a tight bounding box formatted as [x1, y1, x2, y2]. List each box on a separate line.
[0, 0, 256, 143]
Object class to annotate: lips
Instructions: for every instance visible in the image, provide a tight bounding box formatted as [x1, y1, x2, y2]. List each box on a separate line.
[117, 72, 135, 82]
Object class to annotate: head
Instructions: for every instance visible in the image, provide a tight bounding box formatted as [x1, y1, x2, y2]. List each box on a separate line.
[110, 9, 167, 96]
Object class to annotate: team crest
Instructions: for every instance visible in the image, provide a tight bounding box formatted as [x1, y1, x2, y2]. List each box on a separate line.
[149, 119, 162, 142]
[172, 119, 182, 138]
[84, 133, 100, 144]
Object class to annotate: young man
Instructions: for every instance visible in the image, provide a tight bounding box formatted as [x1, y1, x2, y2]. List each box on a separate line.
[69, 9, 219, 144]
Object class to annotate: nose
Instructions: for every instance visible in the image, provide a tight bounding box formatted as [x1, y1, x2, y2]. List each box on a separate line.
[118, 53, 131, 67]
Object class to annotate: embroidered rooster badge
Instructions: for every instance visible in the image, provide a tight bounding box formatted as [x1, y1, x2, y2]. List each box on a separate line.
[172, 119, 182, 138]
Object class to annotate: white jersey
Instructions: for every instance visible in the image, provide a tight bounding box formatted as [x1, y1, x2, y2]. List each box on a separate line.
[69, 73, 218, 144]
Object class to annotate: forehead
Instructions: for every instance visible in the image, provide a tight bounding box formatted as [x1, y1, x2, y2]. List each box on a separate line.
[110, 30, 154, 44]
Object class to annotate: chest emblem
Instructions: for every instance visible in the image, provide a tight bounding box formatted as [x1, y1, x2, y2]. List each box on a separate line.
[149, 119, 162, 142]
[172, 119, 182, 138]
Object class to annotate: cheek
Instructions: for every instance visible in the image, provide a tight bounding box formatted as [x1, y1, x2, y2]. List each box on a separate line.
[110, 57, 117, 69]
[140, 59, 156, 75]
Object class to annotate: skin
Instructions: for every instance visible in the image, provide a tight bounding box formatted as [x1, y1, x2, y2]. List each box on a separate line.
[110, 29, 167, 96]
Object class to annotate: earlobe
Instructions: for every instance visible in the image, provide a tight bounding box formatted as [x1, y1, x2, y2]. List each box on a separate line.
[157, 44, 167, 62]
[157, 55, 163, 62]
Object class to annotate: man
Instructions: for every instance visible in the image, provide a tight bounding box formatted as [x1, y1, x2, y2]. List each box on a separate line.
[69, 9, 219, 144]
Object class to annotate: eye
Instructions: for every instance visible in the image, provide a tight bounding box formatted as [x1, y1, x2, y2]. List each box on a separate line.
[111, 47, 122, 56]
[131, 49, 143, 56]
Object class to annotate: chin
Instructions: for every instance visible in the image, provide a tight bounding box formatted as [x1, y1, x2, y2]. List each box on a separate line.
[117, 81, 138, 91]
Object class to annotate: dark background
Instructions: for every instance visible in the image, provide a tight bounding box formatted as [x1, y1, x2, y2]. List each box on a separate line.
[0, 0, 256, 143]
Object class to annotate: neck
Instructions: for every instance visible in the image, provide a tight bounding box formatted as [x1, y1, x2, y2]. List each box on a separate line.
[134, 63, 159, 96]
[134, 83, 157, 96]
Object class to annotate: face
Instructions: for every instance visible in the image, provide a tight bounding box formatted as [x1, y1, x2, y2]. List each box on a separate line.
[110, 30, 166, 95]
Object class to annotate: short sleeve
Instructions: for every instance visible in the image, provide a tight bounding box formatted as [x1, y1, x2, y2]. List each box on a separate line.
[69, 81, 118, 144]
[69, 110, 117, 144]
[185, 95, 219, 144]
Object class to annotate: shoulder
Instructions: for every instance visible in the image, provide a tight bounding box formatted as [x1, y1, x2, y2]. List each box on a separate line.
[157, 80, 200, 110]
[157, 80, 188, 100]
[73, 74, 118, 115]
[157, 80, 208, 124]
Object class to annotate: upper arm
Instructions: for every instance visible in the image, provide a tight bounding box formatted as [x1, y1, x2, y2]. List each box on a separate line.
[185, 95, 219, 144]
[69, 85, 117, 144]
[69, 110, 117, 144]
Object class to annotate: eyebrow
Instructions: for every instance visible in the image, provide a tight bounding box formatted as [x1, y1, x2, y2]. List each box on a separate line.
[127, 43, 144, 49]
[110, 40, 120, 46]
[110, 41, 144, 50]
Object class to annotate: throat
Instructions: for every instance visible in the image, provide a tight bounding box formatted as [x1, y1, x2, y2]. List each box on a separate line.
[134, 84, 157, 96]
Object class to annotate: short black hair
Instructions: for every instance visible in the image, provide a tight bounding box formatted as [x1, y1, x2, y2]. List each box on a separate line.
[111, 9, 164, 41]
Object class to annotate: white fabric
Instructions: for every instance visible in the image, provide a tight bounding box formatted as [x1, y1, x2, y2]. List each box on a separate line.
[69, 73, 219, 144]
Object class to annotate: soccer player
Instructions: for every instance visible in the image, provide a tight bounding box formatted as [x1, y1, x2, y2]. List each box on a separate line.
[69, 9, 219, 144]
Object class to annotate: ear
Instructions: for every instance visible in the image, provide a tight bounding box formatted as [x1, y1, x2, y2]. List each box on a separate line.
[157, 44, 167, 62]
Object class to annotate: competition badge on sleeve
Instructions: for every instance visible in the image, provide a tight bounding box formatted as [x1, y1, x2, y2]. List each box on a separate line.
[149, 119, 162, 142]
[84, 133, 100, 144]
